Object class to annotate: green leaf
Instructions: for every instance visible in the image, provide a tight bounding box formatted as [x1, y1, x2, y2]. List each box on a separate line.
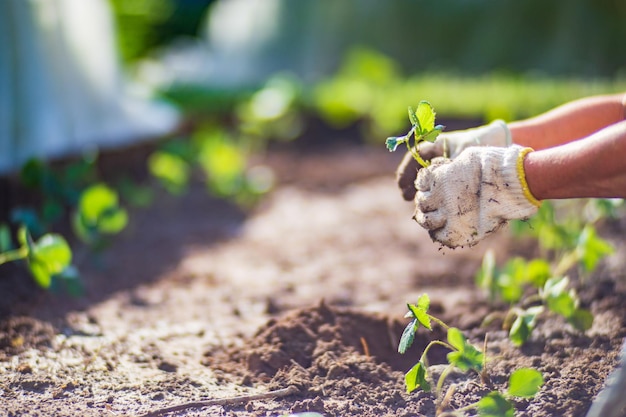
[98, 207, 128, 234]
[27, 233, 72, 289]
[509, 315, 530, 347]
[0, 223, 12, 252]
[509, 306, 543, 346]
[405, 361, 431, 393]
[148, 151, 190, 195]
[567, 308, 594, 331]
[508, 368, 544, 398]
[542, 277, 576, 318]
[398, 320, 417, 354]
[197, 131, 246, 197]
[421, 125, 444, 143]
[407, 106, 419, 127]
[417, 293, 430, 312]
[546, 291, 576, 318]
[476, 249, 496, 300]
[17, 226, 29, 249]
[408, 298, 432, 330]
[79, 184, 120, 224]
[29, 259, 53, 288]
[477, 392, 514, 417]
[415, 101, 436, 133]
[76, 184, 127, 238]
[446, 328, 484, 372]
[30, 234, 72, 274]
[385, 136, 404, 152]
[576, 225, 614, 272]
[526, 258, 551, 288]
[447, 327, 466, 351]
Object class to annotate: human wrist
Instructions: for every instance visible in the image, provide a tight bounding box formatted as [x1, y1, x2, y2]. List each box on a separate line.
[515, 147, 542, 207]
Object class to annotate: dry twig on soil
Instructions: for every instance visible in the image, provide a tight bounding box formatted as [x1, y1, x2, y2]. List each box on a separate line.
[137, 385, 300, 417]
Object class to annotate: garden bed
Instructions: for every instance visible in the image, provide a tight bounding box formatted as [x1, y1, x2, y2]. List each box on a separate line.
[1, 136, 625, 416]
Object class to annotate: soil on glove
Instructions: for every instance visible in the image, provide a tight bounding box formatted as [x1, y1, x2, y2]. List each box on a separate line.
[1, 129, 626, 417]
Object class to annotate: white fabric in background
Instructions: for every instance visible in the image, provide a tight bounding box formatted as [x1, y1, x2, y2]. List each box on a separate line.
[0, 0, 179, 175]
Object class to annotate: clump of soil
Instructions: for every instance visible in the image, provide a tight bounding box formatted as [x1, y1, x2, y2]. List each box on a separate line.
[0, 316, 55, 360]
[205, 300, 450, 416]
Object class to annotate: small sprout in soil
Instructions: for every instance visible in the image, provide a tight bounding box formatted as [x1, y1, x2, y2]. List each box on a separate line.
[0, 226, 73, 289]
[477, 242, 597, 347]
[385, 101, 445, 168]
[72, 183, 128, 248]
[474, 368, 544, 417]
[399, 293, 544, 416]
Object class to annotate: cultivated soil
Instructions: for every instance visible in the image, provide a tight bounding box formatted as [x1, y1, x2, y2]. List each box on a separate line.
[1, 126, 626, 417]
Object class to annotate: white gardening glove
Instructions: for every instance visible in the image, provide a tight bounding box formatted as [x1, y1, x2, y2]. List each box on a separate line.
[397, 120, 512, 201]
[414, 145, 541, 248]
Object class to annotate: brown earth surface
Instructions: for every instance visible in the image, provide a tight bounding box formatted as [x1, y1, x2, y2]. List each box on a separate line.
[1, 136, 626, 417]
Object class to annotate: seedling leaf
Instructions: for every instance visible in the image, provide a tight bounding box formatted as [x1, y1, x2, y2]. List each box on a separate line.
[542, 277, 577, 318]
[509, 306, 543, 346]
[446, 327, 484, 372]
[407, 294, 432, 330]
[567, 308, 594, 331]
[576, 225, 614, 272]
[421, 125, 444, 143]
[477, 392, 514, 417]
[405, 361, 431, 393]
[417, 293, 430, 311]
[0, 224, 11, 252]
[407, 106, 419, 127]
[415, 101, 436, 133]
[508, 368, 544, 398]
[526, 258, 551, 288]
[398, 320, 417, 354]
[148, 151, 190, 195]
[385, 136, 404, 152]
[27, 233, 72, 289]
[447, 327, 466, 351]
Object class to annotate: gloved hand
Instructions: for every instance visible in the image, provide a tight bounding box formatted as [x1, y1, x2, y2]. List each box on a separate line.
[396, 120, 512, 201]
[414, 145, 540, 248]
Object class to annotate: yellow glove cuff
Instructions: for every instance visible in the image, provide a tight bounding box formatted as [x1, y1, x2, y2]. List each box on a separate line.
[516, 147, 542, 208]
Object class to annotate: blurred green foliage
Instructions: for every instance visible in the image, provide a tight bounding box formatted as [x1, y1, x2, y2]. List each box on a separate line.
[110, 0, 214, 63]
[163, 47, 626, 144]
[73, 184, 129, 248]
[0, 226, 73, 290]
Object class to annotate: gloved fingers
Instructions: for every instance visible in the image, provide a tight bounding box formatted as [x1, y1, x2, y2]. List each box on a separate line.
[416, 189, 441, 213]
[415, 157, 448, 192]
[396, 151, 420, 201]
[413, 206, 446, 231]
[396, 143, 444, 201]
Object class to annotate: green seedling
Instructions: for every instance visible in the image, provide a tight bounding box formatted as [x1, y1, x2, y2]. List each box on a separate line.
[399, 294, 543, 416]
[385, 101, 445, 168]
[477, 250, 595, 347]
[73, 183, 128, 249]
[0, 226, 73, 289]
[400, 294, 484, 395]
[472, 368, 544, 417]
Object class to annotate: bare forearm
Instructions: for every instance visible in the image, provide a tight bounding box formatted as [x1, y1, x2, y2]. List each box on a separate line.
[509, 93, 626, 150]
[524, 121, 626, 199]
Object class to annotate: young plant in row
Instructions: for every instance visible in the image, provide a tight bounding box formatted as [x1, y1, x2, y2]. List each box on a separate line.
[385, 101, 445, 168]
[476, 249, 596, 346]
[0, 226, 75, 290]
[399, 294, 543, 416]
